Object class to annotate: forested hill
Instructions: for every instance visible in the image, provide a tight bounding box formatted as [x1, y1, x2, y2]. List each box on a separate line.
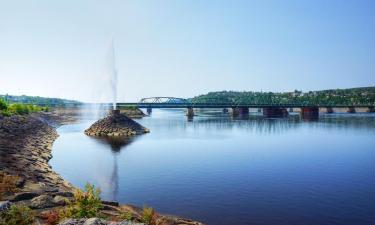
[0, 94, 81, 106]
[191, 87, 375, 106]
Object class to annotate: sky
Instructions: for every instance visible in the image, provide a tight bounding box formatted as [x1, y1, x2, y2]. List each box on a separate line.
[0, 0, 374, 102]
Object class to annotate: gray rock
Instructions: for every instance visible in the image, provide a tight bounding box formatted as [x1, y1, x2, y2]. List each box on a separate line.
[11, 192, 40, 202]
[54, 191, 74, 197]
[58, 219, 85, 225]
[30, 194, 55, 209]
[0, 201, 11, 212]
[83, 218, 106, 225]
[53, 195, 68, 206]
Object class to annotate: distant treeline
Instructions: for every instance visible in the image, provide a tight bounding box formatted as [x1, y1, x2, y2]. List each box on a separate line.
[191, 87, 375, 106]
[0, 94, 81, 106]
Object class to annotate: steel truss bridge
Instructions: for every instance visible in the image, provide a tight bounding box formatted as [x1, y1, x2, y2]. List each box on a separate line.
[117, 97, 373, 109]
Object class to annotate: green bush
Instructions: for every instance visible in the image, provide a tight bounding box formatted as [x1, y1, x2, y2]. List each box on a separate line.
[118, 210, 134, 221]
[0, 205, 36, 225]
[141, 206, 157, 225]
[62, 183, 102, 219]
[8, 104, 29, 115]
[0, 99, 8, 111]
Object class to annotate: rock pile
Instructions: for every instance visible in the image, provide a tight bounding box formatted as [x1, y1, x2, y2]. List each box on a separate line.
[84, 110, 149, 137]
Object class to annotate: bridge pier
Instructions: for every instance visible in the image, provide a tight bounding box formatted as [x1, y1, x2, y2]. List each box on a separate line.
[230, 107, 249, 117]
[367, 106, 375, 113]
[326, 107, 334, 114]
[147, 107, 152, 114]
[347, 107, 356, 113]
[300, 107, 319, 120]
[186, 107, 195, 117]
[262, 107, 288, 118]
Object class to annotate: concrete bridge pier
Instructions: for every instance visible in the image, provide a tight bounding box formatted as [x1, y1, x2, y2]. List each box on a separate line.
[147, 107, 152, 114]
[347, 107, 356, 113]
[186, 107, 195, 117]
[326, 107, 334, 114]
[230, 107, 249, 117]
[367, 106, 375, 113]
[262, 107, 288, 118]
[300, 107, 319, 120]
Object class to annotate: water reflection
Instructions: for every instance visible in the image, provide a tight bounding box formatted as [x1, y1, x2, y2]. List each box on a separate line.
[88, 136, 139, 200]
[51, 110, 375, 225]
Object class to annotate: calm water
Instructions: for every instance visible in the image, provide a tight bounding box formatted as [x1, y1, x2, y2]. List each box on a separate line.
[50, 110, 375, 225]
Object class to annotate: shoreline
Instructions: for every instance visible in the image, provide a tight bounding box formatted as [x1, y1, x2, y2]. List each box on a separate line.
[0, 109, 203, 225]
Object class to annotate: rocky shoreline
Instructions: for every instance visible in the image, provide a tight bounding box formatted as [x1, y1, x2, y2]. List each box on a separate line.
[0, 110, 203, 225]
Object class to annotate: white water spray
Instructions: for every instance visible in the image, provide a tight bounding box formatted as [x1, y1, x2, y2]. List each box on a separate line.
[106, 37, 118, 110]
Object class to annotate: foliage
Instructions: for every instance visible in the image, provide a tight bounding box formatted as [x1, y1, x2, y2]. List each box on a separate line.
[0, 94, 81, 106]
[0, 102, 49, 117]
[40, 209, 61, 225]
[119, 105, 138, 110]
[0, 99, 7, 111]
[118, 210, 134, 221]
[191, 87, 375, 106]
[0, 205, 36, 225]
[62, 183, 102, 219]
[0, 171, 19, 200]
[141, 206, 157, 225]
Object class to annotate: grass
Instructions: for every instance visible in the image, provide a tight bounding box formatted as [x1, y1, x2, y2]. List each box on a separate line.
[141, 206, 157, 225]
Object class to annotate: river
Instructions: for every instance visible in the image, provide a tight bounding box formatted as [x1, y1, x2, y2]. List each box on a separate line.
[50, 109, 375, 225]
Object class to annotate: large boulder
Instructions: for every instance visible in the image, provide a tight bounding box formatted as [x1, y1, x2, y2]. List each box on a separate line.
[84, 110, 149, 137]
[30, 194, 55, 209]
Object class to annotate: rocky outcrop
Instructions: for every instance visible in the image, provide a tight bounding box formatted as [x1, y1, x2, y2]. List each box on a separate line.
[58, 218, 145, 225]
[0, 114, 73, 195]
[120, 108, 147, 118]
[84, 110, 149, 137]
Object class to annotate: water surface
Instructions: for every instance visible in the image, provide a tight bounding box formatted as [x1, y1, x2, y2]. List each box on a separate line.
[50, 110, 375, 225]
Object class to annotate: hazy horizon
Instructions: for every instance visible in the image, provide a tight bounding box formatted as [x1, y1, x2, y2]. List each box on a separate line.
[1, 0, 374, 102]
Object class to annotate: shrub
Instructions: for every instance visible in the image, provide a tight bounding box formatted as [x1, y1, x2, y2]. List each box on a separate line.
[0, 99, 8, 110]
[62, 183, 102, 218]
[118, 210, 134, 221]
[0, 205, 36, 225]
[141, 206, 157, 225]
[41, 209, 61, 225]
[0, 110, 11, 117]
[0, 172, 19, 200]
[8, 103, 29, 115]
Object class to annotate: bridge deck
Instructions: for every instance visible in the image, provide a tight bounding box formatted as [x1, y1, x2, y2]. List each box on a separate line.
[117, 103, 374, 108]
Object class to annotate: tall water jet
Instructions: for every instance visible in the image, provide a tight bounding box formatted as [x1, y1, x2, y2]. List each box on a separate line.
[107, 37, 117, 110]
[84, 37, 150, 137]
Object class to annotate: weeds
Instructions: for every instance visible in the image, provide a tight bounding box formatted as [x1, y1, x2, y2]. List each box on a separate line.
[0, 205, 36, 225]
[141, 206, 157, 225]
[62, 183, 102, 219]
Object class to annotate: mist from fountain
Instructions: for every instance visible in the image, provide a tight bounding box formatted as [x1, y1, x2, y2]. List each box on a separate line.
[81, 37, 118, 121]
[106, 37, 118, 110]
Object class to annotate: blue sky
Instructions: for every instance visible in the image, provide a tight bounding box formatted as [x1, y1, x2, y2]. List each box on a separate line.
[0, 0, 374, 102]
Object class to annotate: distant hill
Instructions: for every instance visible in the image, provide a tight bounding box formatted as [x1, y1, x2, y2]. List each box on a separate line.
[191, 87, 375, 106]
[0, 94, 81, 106]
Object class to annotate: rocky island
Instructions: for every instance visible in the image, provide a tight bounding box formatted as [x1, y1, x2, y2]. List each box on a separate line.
[84, 109, 150, 137]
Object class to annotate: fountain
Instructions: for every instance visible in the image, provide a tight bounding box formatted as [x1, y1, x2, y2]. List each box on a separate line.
[84, 38, 149, 137]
